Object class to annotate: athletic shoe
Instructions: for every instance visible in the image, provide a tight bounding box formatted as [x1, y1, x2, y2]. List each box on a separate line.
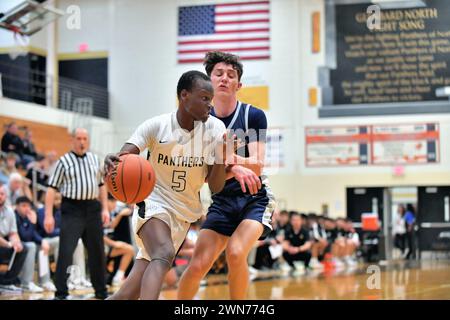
[332, 258, 345, 269]
[22, 282, 44, 293]
[310, 258, 324, 270]
[345, 256, 357, 267]
[0, 284, 23, 294]
[42, 281, 57, 292]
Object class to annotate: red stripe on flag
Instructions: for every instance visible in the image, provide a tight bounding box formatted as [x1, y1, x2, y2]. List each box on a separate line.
[179, 46, 269, 54]
[179, 37, 269, 45]
[216, 28, 269, 34]
[215, 10, 269, 16]
[216, 1, 269, 7]
[216, 19, 269, 25]
[178, 55, 270, 63]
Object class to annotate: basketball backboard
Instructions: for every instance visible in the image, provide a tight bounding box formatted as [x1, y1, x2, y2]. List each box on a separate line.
[0, 0, 64, 36]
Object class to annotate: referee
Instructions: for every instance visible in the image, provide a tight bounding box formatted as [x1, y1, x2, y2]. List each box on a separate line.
[44, 128, 110, 300]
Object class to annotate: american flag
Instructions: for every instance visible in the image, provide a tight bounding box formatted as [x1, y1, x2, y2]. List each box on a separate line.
[177, 1, 270, 63]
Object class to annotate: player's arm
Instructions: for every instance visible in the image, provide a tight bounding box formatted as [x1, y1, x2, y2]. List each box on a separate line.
[225, 109, 267, 194]
[207, 163, 226, 193]
[225, 140, 264, 195]
[226, 140, 264, 178]
[104, 143, 140, 175]
[206, 133, 232, 193]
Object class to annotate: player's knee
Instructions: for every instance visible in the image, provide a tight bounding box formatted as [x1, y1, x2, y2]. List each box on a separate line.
[226, 245, 245, 266]
[187, 258, 209, 278]
[152, 244, 175, 266]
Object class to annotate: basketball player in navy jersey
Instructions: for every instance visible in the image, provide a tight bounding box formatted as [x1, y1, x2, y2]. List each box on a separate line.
[178, 51, 276, 300]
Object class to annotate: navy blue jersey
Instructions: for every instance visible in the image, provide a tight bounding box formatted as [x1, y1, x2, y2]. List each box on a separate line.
[211, 101, 267, 195]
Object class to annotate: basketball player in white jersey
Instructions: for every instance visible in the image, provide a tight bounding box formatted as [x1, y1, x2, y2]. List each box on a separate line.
[104, 70, 236, 300]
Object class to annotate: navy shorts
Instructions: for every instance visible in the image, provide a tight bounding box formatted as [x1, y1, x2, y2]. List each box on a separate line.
[201, 186, 275, 240]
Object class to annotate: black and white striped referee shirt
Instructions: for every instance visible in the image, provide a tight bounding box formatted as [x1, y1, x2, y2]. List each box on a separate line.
[47, 151, 104, 200]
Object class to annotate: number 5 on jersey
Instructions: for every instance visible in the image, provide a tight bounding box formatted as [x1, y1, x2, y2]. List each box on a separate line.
[172, 171, 186, 192]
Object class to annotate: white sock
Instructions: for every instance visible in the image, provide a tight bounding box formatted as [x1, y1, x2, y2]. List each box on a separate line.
[114, 270, 124, 280]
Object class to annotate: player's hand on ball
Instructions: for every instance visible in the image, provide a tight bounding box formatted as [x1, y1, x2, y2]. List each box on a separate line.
[104, 151, 129, 176]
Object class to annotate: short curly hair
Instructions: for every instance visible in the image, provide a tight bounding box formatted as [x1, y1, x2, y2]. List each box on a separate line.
[203, 51, 243, 81]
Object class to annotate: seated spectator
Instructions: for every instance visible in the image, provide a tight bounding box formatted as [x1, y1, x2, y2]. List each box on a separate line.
[343, 218, 360, 266]
[104, 195, 134, 286]
[0, 152, 18, 185]
[276, 210, 291, 242]
[282, 212, 312, 273]
[107, 194, 133, 245]
[330, 218, 348, 268]
[308, 213, 328, 270]
[15, 196, 54, 292]
[22, 130, 38, 161]
[44, 151, 58, 177]
[328, 218, 358, 269]
[323, 218, 340, 266]
[252, 209, 283, 271]
[6, 172, 32, 208]
[26, 154, 49, 202]
[0, 155, 8, 185]
[103, 235, 134, 287]
[36, 192, 91, 290]
[1, 123, 24, 162]
[0, 184, 28, 292]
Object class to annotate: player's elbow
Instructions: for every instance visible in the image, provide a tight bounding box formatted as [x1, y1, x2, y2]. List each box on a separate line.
[209, 178, 225, 194]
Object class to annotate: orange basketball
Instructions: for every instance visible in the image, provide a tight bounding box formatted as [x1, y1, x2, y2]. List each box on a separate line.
[106, 154, 156, 204]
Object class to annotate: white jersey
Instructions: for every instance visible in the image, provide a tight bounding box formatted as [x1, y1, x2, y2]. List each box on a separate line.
[127, 112, 226, 222]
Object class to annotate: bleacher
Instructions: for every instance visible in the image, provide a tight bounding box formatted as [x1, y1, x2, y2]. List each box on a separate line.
[0, 116, 71, 157]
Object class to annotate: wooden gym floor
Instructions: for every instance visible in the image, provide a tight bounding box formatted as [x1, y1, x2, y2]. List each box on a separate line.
[1, 259, 450, 300]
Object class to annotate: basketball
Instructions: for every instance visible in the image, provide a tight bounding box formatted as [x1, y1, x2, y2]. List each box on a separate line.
[106, 154, 156, 204]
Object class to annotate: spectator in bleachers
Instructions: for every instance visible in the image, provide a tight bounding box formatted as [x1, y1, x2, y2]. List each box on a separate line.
[0, 152, 19, 184]
[0, 155, 8, 185]
[1, 122, 24, 161]
[308, 213, 328, 270]
[0, 184, 28, 292]
[44, 151, 58, 177]
[282, 211, 312, 273]
[104, 195, 134, 286]
[26, 154, 49, 202]
[103, 236, 134, 287]
[36, 192, 92, 290]
[14, 196, 55, 292]
[22, 130, 38, 162]
[107, 194, 133, 246]
[6, 172, 32, 207]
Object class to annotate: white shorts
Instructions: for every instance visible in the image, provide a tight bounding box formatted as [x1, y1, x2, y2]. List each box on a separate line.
[132, 199, 191, 262]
